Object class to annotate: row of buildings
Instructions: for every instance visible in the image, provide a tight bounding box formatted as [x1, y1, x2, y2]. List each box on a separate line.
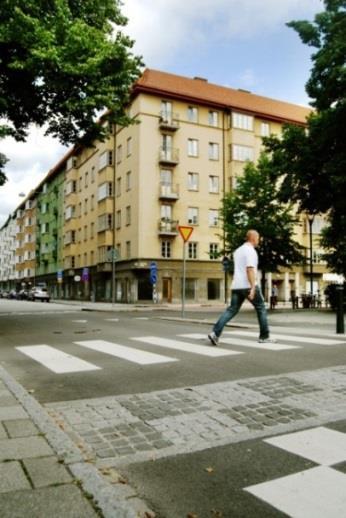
[0, 69, 329, 303]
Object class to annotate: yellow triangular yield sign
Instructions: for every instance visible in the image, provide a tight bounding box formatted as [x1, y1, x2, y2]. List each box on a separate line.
[178, 225, 194, 242]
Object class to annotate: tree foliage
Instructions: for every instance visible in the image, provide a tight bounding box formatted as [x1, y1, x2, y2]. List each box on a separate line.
[222, 154, 304, 290]
[0, 0, 143, 183]
[264, 0, 346, 275]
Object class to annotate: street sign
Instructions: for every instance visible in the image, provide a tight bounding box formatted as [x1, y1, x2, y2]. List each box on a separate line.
[107, 248, 119, 262]
[82, 267, 89, 282]
[222, 257, 231, 272]
[74, 275, 81, 282]
[149, 261, 158, 285]
[178, 225, 193, 242]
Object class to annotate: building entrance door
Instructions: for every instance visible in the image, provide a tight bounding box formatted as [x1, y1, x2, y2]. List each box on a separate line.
[162, 278, 172, 303]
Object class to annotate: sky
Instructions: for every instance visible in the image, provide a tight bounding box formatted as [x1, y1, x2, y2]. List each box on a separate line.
[0, 0, 323, 227]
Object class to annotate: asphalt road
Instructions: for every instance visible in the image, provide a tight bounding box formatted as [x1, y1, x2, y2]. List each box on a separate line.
[1, 299, 346, 517]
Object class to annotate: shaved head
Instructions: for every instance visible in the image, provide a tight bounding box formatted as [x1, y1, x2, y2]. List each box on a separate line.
[246, 230, 260, 246]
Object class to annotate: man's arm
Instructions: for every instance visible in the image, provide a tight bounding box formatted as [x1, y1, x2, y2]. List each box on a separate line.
[246, 267, 256, 300]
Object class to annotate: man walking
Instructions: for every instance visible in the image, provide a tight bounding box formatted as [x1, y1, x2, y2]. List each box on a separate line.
[208, 230, 275, 345]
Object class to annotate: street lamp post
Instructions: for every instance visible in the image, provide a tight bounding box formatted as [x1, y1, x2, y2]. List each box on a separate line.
[307, 214, 314, 297]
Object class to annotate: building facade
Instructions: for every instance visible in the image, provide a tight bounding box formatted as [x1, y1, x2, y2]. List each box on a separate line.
[0, 69, 331, 302]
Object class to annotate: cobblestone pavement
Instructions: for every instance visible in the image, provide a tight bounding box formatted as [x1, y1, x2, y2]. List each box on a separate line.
[46, 364, 346, 469]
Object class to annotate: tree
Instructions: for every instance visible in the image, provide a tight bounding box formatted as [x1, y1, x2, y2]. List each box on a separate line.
[222, 154, 304, 294]
[264, 0, 346, 275]
[0, 0, 143, 183]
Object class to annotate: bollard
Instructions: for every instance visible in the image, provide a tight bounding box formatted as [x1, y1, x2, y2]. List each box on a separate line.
[336, 285, 345, 334]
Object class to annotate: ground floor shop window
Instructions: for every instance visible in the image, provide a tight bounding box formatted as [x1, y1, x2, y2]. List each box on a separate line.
[208, 279, 220, 300]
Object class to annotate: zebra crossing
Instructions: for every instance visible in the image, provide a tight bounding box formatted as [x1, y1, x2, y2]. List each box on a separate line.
[14, 328, 346, 374]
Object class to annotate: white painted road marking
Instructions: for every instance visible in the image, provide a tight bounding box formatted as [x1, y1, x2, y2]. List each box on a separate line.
[15, 345, 100, 374]
[74, 339, 177, 365]
[224, 330, 342, 345]
[133, 336, 243, 357]
[72, 320, 88, 323]
[179, 333, 298, 351]
[270, 326, 346, 339]
[264, 427, 346, 466]
[105, 318, 119, 322]
[245, 466, 346, 518]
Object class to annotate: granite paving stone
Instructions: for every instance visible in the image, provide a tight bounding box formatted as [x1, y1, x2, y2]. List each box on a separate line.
[0, 422, 7, 439]
[23, 456, 73, 488]
[0, 484, 98, 518]
[3, 419, 38, 438]
[0, 462, 31, 493]
[0, 406, 28, 421]
[0, 436, 53, 461]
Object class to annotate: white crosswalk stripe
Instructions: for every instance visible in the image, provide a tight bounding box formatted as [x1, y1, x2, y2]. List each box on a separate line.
[15, 345, 100, 373]
[74, 339, 177, 365]
[179, 333, 299, 351]
[224, 330, 342, 346]
[269, 326, 346, 340]
[105, 318, 119, 322]
[133, 336, 243, 357]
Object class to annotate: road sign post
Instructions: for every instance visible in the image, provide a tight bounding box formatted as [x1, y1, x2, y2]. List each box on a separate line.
[149, 262, 158, 303]
[178, 226, 193, 318]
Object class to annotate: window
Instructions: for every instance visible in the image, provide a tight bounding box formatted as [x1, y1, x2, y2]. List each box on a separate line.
[67, 157, 77, 170]
[232, 144, 254, 162]
[188, 172, 199, 191]
[84, 252, 87, 265]
[188, 139, 199, 157]
[41, 203, 48, 215]
[91, 194, 95, 210]
[117, 144, 122, 164]
[99, 150, 113, 170]
[232, 112, 253, 131]
[208, 142, 219, 160]
[188, 207, 199, 225]
[65, 180, 76, 195]
[208, 209, 219, 227]
[162, 134, 172, 151]
[91, 166, 95, 183]
[78, 202, 82, 217]
[209, 175, 219, 193]
[84, 225, 88, 241]
[208, 279, 220, 300]
[90, 222, 94, 239]
[90, 251, 94, 264]
[84, 198, 88, 214]
[79, 177, 82, 191]
[260, 122, 270, 137]
[41, 223, 49, 234]
[209, 243, 219, 259]
[71, 256, 75, 268]
[126, 241, 131, 258]
[97, 213, 113, 232]
[230, 176, 238, 190]
[116, 243, 121, 258]
[161, 204, 172, 220]
[208, 111, 218, 127]
[126, 137, 132, 157]
[188, 242, 198, 259]
[126, 171, 131, 191]
[161, 100, 172, 120]
[116, 210, 121, 229]
[160, 169, 172, 186]
[126, 206, 131, 226]
[161, 240, 171, 258]
[98, 182, 113, 201]
[187, 106, 198, 122]
[85, 171, 88, 188]
[116, 177, 121, 197]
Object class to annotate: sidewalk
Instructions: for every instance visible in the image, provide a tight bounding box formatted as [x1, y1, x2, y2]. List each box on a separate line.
[0, 366, 153, 518]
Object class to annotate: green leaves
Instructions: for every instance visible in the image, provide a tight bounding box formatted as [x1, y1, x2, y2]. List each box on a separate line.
[0, 0, 143, 179]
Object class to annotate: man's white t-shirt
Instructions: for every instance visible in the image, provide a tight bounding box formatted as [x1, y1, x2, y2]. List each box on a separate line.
[231, 242, 258, 289]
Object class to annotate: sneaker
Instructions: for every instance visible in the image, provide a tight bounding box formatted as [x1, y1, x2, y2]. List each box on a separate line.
[258, 337, 277, 343]
[208, 332, 218, 346]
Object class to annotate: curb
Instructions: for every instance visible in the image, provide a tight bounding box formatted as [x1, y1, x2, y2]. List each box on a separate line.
[0, 366, 153, 518]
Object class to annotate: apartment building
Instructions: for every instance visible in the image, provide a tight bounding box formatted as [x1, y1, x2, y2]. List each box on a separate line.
[0, 213, 17, 290]
[15, 198, 36, 285]
[0, 69, 330, 302]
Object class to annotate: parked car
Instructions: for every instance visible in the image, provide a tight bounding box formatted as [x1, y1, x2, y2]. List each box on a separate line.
[17, 289, 29, 300]
[29, 287, 50, 302]
[8, 289, 18, 299]
[0, 290, 9, 299]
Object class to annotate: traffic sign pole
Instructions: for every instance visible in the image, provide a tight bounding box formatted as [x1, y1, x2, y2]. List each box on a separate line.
[182, 241, 186, 318]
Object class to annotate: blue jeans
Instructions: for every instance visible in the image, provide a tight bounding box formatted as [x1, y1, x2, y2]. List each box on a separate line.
[213, 287, 269, 339]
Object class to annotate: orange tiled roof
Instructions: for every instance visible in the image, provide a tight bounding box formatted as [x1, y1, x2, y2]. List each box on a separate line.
[134, 69, 311, 125]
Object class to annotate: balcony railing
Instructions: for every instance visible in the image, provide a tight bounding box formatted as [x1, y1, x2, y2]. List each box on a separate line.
[158, 218, 179, 236]
[159, 111, 180, 131]
[159, 183, 179, 200]
[158, 147, 179, 166]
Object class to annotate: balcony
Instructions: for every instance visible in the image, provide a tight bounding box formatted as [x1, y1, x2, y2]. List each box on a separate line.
[159, 112, 180, 131]
[158, 219, 179, 236]
[158, 147, 179, 166]
[159, 183, 179, 201]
